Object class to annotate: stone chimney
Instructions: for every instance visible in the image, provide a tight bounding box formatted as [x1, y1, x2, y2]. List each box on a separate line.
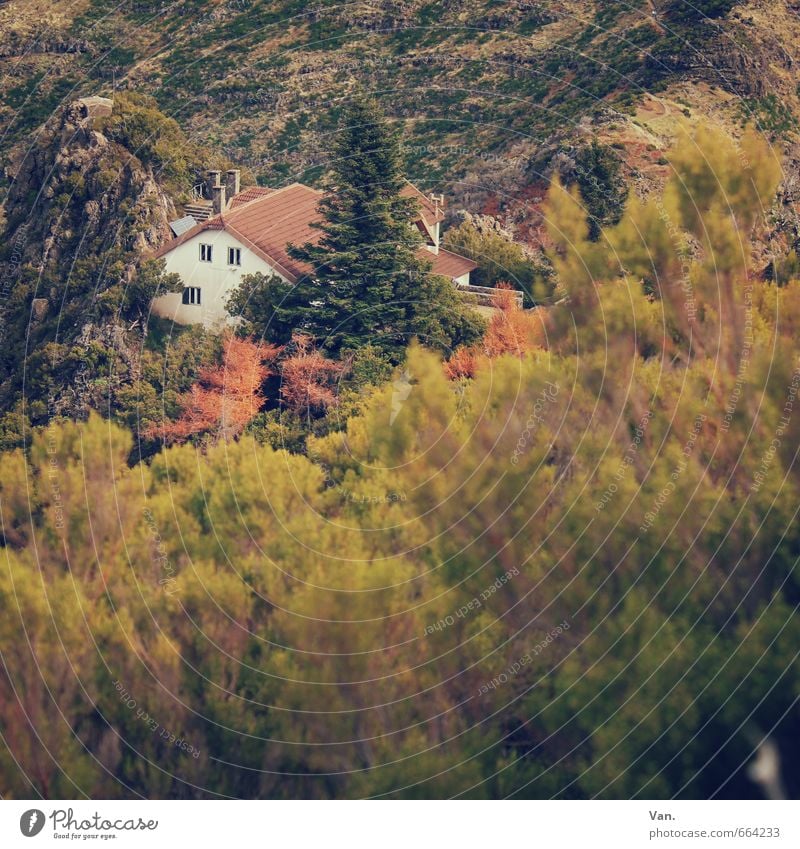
[206, 169, 222, 200]
[225, 169, 241, 200]
[212, 183, 227, 215]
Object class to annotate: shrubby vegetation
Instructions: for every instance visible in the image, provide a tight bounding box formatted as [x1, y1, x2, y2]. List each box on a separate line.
[98, 92, 208, 195]
[1, 124, 798, 799]
[663, 0, 740, 23]
[443, 219, 555, 306]
[568, 141, 629, 241]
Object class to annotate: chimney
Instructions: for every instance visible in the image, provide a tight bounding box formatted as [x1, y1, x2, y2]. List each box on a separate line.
[225, 169, 241, 200]
[212, 183, 227, 215]
[206, 169, 222, 200]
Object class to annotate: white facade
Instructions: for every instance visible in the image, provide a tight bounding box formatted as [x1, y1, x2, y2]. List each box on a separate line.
[152, 191, 470, 328]
[152, 231, 284, 329]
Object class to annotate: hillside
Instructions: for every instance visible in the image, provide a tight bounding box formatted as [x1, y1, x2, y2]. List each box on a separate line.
[0, 91, 230, 439]
[2, 2, 800, 235]
[2, 2, 800, 804]
[1, 0, 800, 436]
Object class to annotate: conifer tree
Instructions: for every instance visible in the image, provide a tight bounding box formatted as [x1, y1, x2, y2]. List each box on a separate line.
[286, 95, 482, 360]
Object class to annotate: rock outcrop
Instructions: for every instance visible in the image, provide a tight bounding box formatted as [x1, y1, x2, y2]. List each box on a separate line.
[4, 98, 175, 273]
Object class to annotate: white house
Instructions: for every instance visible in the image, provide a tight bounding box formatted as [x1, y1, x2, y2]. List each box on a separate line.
[152, 171, 477, 329]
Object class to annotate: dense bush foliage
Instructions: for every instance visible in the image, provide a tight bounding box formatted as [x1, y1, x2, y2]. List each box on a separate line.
[569, 142, 629, 241]
[663, 0, 740, 23]
[1, 124, 798, 799]
[98, 92, 205, 193]
[443, 219, 554, 306]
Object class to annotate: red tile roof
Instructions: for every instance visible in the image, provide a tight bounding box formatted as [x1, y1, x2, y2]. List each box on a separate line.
[155, 183, 322, 280]
[228, 186, 275, 209]
[401, 181, 445, 243]
[222, 183, 323, 280]
[157, 182, 473, 283]
[427, 248, 477, 279]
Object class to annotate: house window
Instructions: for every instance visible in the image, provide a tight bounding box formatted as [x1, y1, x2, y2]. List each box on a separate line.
[228, 246, 242, 266]
[182, 287, 201, 306]
[199, 243, 212, 262]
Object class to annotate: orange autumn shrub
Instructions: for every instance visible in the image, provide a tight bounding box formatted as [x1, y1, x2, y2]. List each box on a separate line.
[280, 334, 344, 416]
[444, 345, 478, 380]
[154, 334, 279, 443]
[445, 283, 544, 379]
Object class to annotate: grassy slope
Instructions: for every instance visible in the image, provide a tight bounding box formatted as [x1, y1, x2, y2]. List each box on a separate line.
[1, 1, 798, 237]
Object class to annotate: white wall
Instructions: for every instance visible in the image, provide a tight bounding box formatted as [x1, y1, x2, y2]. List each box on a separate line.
[152, 231, 285, 329]
[152, 225, 469, 330]
[421, 222, 440, 255]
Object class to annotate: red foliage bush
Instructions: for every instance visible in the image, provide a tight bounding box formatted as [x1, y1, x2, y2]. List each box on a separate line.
[154, 334, 279, 443]
[280, 334, 344, 416]
[443, 345, 478, 380]
[445, 283, 544, 378]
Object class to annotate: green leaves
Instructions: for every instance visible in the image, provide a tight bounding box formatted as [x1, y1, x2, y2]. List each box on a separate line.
[2, 122, 800, 799]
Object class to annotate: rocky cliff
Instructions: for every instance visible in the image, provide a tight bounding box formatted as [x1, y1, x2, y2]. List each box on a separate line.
[0, 94, 186, 424]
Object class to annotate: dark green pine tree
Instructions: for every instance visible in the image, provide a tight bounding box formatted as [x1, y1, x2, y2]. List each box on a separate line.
[287, 95, 483, 360]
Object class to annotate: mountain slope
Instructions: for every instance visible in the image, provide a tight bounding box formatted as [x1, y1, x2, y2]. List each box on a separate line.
[2, 2, 799, 192]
